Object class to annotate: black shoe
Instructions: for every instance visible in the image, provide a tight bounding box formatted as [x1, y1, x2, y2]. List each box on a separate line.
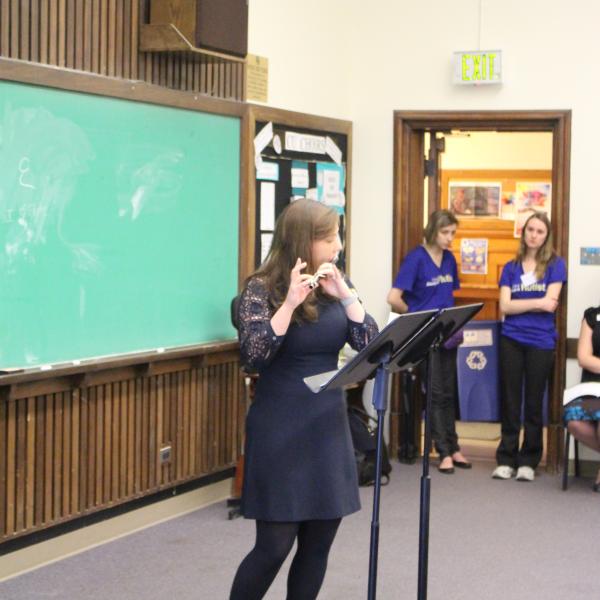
[453, 460, 473, 469]
[438, 465, 455, 474]
[593, 481, 600, 493]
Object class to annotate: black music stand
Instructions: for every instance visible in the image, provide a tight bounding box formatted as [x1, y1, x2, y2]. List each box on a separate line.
[388, 303, 483, 600]
[304, 309, 437, 600]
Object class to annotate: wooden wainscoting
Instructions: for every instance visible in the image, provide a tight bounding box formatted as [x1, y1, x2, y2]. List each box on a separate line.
[0, 346, 244, 543]
[0, 0, 245, 101]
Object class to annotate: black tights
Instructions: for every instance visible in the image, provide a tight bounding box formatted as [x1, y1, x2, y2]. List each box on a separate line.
[229, 518, 341, 600]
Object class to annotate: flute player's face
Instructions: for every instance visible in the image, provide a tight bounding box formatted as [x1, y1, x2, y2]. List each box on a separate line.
[311, 227, 342, 268]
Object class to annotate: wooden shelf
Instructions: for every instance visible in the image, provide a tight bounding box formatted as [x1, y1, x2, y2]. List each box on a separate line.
[139, 23, 246, 64]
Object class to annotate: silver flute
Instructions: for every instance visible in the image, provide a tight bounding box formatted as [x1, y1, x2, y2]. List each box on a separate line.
[308, 272, 326, 289]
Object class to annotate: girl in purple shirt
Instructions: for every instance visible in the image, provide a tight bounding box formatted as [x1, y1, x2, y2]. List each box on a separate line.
[493, 212, 567, 482]
[388, 210, 471, 474]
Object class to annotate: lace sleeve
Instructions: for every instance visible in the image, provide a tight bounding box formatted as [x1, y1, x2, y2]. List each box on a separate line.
[347, 312, 379, 351]
[238, 277, 285, 372]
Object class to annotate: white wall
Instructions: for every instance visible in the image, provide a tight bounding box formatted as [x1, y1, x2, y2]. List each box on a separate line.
[248, 0, 600, 386]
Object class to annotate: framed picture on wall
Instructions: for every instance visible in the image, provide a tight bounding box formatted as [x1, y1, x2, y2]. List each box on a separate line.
[449, 182, 501, 217]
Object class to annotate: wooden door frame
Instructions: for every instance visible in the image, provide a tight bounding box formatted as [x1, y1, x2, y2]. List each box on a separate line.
[392, 110, 571, 473]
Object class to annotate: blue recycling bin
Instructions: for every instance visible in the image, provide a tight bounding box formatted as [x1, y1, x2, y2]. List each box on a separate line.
[457, 320, 500, 422]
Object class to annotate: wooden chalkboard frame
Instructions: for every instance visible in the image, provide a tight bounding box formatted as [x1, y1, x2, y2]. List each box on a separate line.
[240, 104, 353, 282]
[0, 57, 247, 378]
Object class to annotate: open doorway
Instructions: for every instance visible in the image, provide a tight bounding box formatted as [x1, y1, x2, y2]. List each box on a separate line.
[391, 110, 571, 472]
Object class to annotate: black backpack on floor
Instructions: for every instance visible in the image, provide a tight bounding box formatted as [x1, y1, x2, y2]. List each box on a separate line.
[347, 406, 392, 486]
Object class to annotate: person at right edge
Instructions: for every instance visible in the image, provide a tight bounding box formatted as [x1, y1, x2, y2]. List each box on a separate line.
[563, 303, 600, 491]
[492, 212, 567, 482]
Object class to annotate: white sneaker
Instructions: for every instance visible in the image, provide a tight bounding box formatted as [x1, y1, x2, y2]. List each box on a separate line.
[492, 465, 515, 479]
[516, 466, 535, 481]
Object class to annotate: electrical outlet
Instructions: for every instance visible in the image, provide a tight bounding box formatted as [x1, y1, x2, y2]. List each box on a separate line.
[159, 445, 172, 464]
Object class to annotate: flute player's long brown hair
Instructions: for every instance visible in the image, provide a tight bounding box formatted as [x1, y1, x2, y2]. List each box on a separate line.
[252, 199, 340, 323]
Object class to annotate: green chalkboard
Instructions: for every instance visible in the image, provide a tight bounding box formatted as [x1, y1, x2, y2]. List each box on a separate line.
[0, 80, 240, 369]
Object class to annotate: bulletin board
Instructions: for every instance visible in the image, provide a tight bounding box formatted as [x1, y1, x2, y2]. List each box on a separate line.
[242, 105, 352, 278]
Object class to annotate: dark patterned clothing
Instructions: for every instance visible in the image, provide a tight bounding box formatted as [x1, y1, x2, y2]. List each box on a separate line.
[581, 306, 600, 383]
[238, 277, 378, 521]
[563, 306, 600, 423]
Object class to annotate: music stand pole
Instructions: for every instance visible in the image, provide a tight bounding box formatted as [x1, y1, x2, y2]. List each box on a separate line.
[417, 341, 440, 600]
[398, 368, 417, 464]
[367, 356, 391, 600]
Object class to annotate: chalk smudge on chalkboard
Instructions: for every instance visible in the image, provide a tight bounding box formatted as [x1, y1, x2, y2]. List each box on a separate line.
[117, 150, 184, 220]
[0, 104, 95, 271]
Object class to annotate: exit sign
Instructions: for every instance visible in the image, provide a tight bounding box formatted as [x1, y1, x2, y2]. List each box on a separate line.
[453, 50, 502, 85]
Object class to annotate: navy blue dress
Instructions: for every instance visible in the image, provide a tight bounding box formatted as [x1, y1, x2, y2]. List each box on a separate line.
[238, 277, 378, 522]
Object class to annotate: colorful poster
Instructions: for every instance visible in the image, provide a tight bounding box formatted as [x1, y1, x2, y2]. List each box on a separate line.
[460, 238, 488, 275]
[513, 182, 551, 237]
[449, 182, 501, 217]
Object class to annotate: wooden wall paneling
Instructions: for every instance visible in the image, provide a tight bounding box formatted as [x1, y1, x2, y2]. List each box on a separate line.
[40, 0, 49, 64]
[196, 368, 204, 473]
[70, 389, 80, 515]
[155, 375, 164, 486]
[9, 0, 18, 57]
[225, 363, 232, 463]
[110, 382, 119, 501]
[218, 365, 225, 467]
[0, 1, 9, 56]
[65, 0, 76, 68]
[15, 398, 26, 532]
[180, 371, 188, 478]
[20, 0, 30, 60]
[200, 55, 207, 94]
[87, 386, 97, 509]
[0, 395, 7, 536]
[229, 364, 236, 463]
[31, 0, 40, 62]
[130, 0, 139, 78]
[147, 377, 155, 489]
[141, 377, 150, 491]
[82, 0, 92, 70]
[217, 364, 224, 468]
[206, 365, 215, 471]
[173, 372, 181, 479]
[52, 392, 63, 521]
[188, 369, 197, 477]
[57, 0, 66, 67]
[94, 385, 104, 507]
[91, 0, 100, 72]
[164, 373, 174, 484]
[126, 379, 135, 496]
[5, 399, 16, 535]
[102, 384, 111, 504]
[60, 391, 70, 518]
[117, 381, 126, 499]
[181, 370, 189, 478]
[133, 378, 142, 494]
[74, 0, 84, 70]
[121, 0, 131, 78]
[0, 1, 245, 101]
[34, 396, 45, 526]
[115, 0, 124, 78]
[78, 387, 88, 513]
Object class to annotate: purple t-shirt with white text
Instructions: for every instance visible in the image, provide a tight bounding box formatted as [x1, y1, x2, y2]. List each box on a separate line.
[499, 257, 567, 349]
[392, 246, 459, 312]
